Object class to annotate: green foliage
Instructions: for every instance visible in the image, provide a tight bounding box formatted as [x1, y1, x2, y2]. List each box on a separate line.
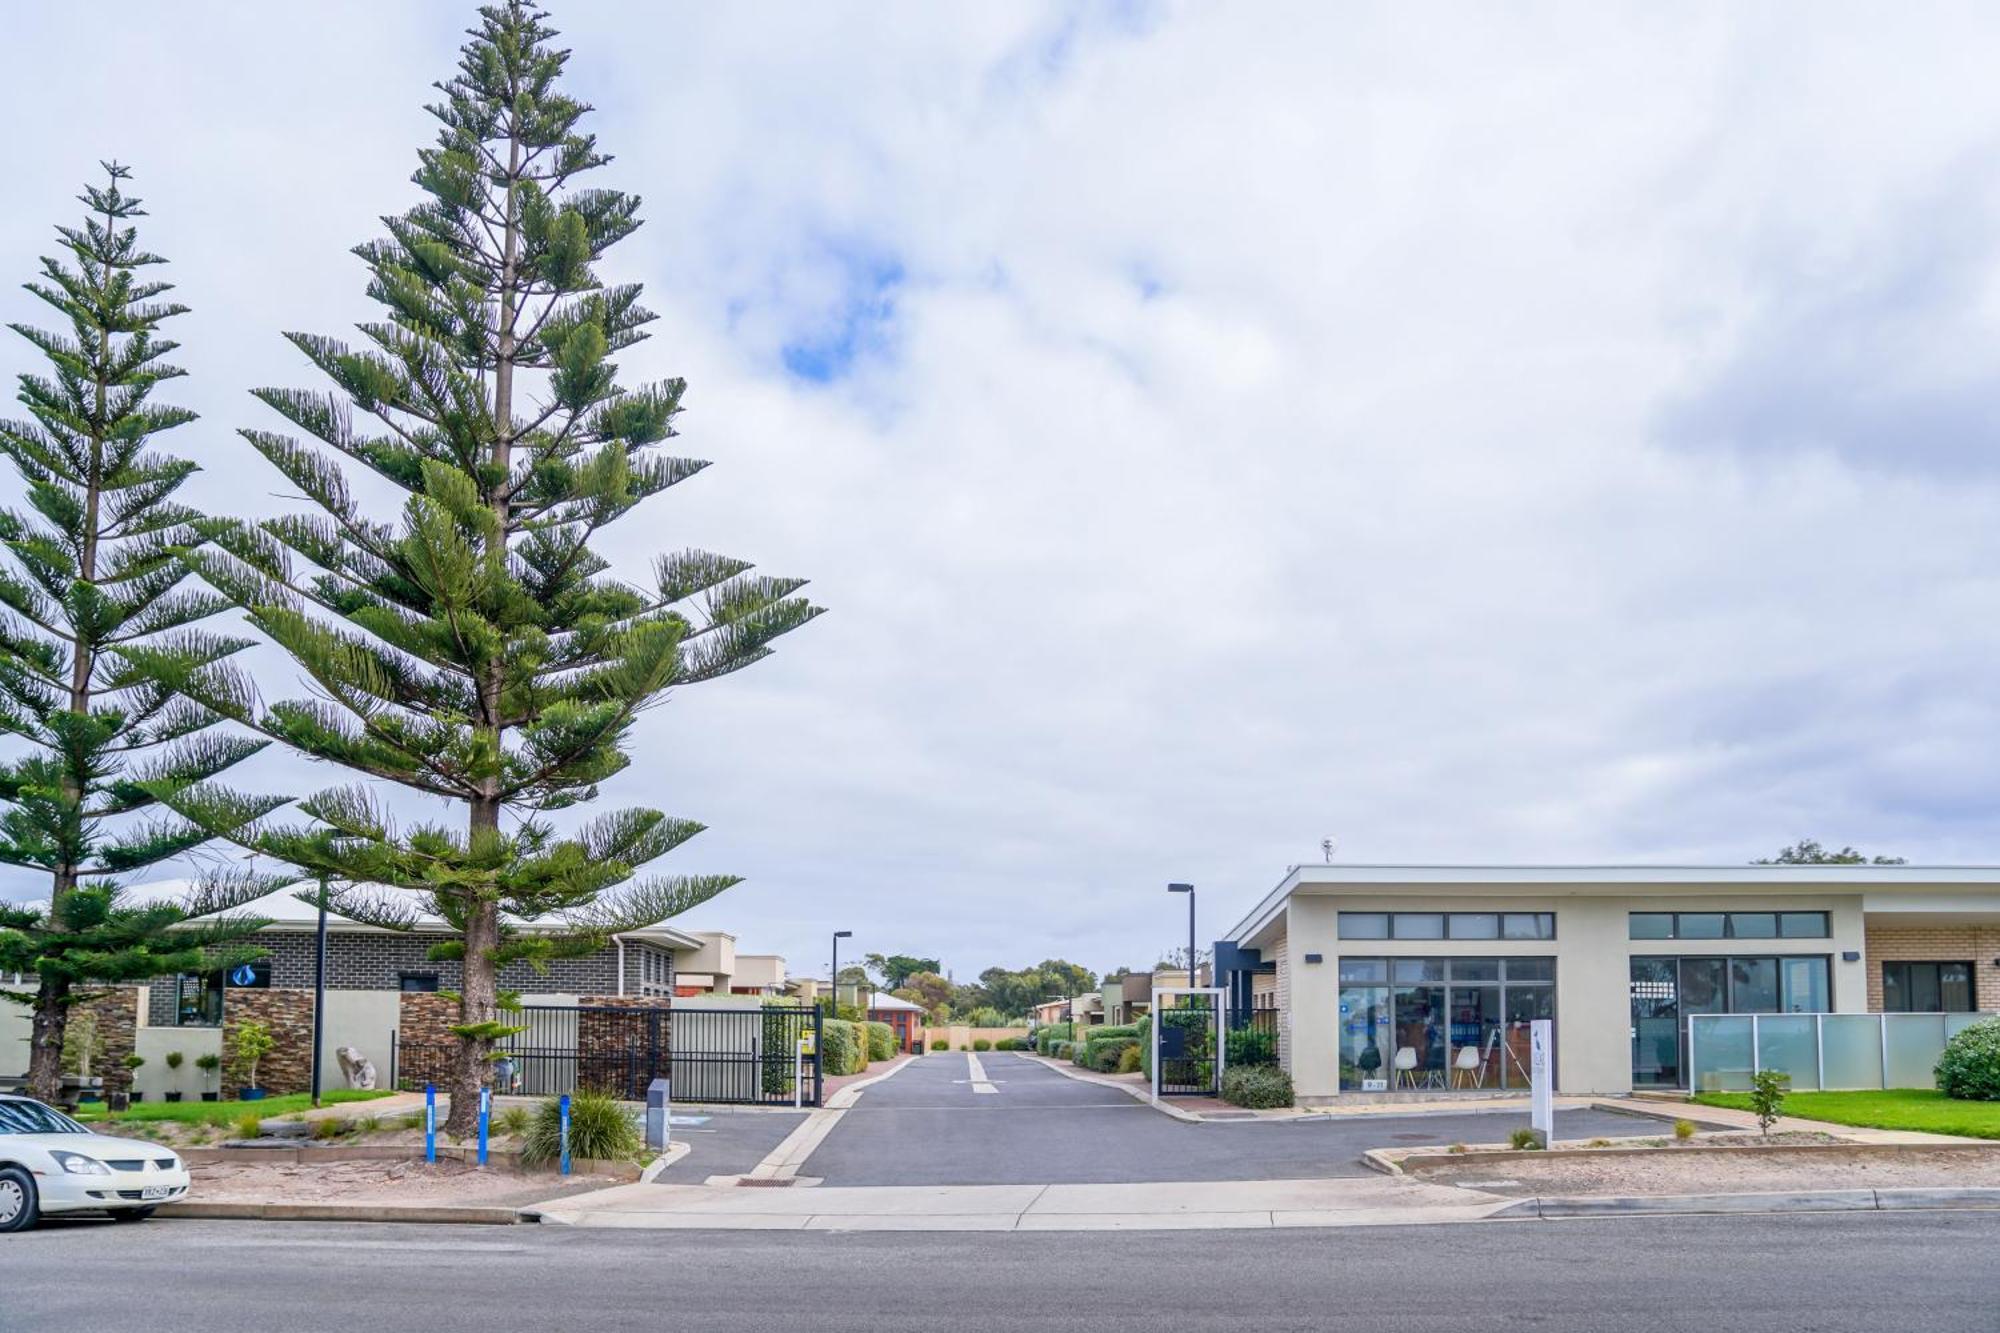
[1116, 1044, 1142, 1074]
[1692, 1089, 2000, 1140]
[893, 972, 955, 1019]
[972, 1038, 991, 1052]
[233, 1111, 265, 1140]
[496, 1104, 533, 1138]
[1747, 1069, 1791, 1134]
[929, 1038, 948, 1052]
[1034, 1022, 1072, 1056]
[1225, 1025, 1277, 1067]
[311, 1116, 345, 1141]
[1220, 1065, 1293, 1109]
[0, 163, 279, 1101]
[520, 1090, 641, 1167]
[1084, 1037, 1137, 1072]
[1754, 840, 1904, 865]
[865, 1021, 896, 1062]
[1508, 1127, 1545, 1150]
[164, 1051, 184, 1070]
[1673, 1118, 1696, 1142]
[229, 1020, 277, 1087]
[123, 1053, 145, 1071]
[194, 1052, 220, 1072]
[1935, 1016, 2000, 1101]
[820, 1019, 865, 1076]
[1087, 1025, 1138, 1042]
[148, 2, 819, 1136]
[992, 1037, 1019, 1051]
[1050, 1041, 1074, 1060]
[69, 1089, 392, 1127]
[864, 954, 940, 990]
[970, 960, 1096, 1019]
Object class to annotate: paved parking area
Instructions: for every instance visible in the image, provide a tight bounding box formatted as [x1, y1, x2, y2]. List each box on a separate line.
[801, 1052, 1670, 1186]
[656, 1108, 807, 1182]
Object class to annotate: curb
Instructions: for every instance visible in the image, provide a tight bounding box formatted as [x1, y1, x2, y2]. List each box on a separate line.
[1489, 1187, 2000, 1220]
[639, 1140, 691, 1183]
[158, 1200, 530, 1225]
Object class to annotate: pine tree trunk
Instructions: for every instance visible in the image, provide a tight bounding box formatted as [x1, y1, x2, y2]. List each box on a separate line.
[26, 978, 70, 1103]
[447, 800, 504, 1137]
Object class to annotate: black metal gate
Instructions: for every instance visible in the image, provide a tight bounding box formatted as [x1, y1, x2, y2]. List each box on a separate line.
[670, 1005, 822, 1108]
[1156, 1000, 1220, 1096]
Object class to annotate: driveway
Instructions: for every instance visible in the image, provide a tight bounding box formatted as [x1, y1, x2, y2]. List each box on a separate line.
[801, 1051, 1667, 1185]
[656, 1108, 807, 1182]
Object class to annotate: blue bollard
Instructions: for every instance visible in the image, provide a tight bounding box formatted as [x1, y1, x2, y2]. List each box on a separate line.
[477, 1086, 490, 1167]
[425, 1083, 436, 1164]
[558, 1093, 572, 1176]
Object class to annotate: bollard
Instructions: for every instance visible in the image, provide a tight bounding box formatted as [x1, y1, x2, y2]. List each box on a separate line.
[425, 1083, 436, 1164]
[559, 1092, 572, 1175]
[477, 1085, 490, 1167]
[645, 1077, 671, 1152]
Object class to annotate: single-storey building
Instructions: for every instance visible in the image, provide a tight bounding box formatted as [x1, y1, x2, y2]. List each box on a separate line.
[1218, 864, 2000, 1102]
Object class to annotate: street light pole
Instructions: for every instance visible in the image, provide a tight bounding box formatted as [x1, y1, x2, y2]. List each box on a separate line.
[831, 930, 852, 1011]
[1168, 882, 1195, 996]
[310, 875, 329, 1108]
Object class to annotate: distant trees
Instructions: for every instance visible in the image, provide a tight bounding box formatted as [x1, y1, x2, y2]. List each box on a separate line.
[1756, 841, 1905, 865]
[864, 953, 939, 990]
[891, 970, 955, 1018]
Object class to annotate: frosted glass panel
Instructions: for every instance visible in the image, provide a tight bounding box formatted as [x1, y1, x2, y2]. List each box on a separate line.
[1946, 1012, 1987, 1040]
[1757, 1016, 1819, 1090]
[1691, 1016, 1754, 1091]
[1820, 1015, 1884, 1090]
[1883, 1013, 1947, 1089]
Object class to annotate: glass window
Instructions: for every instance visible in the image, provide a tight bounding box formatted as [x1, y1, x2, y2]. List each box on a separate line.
[1449, 958, 1500, 982]
[1883, 962, 1976, 1013]
[1338, 958, 1388, 984]
[1502, 913, 1555, 940]
[1502, 957, 1554, 982]
[1448, 913, 1499, 940]
[1393, 914, 1444, 940]
[1630, 958, 1681, 1087]
[175, 972, 222, 1027]
[1680, 957, 1727, 1014]
[1729, 957, 1779, 1012]
[1678, 914, 1726, 940]
[1780, 957, 1829, 1013]
[1338, 985, 1392, 1090]
[1629, 913, 1674, 940]
[1391, 958, 1445, 984]
[1391, 982, 1446, 1084]
[1779, 912, 1829, 939]
[1729, 913, 1777, 939]
[1338, 913, 1389, 940]
[399, 972, 440, 993]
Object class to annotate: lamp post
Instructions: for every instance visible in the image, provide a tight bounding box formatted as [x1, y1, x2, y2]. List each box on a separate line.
[1168, 883, 1195, 999]
[831, 930, 852, 1011]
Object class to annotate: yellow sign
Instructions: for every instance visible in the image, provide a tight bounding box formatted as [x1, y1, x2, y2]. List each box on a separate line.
[797, 1031, 816, 1055]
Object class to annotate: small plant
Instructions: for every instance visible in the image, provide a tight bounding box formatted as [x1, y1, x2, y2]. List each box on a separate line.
[1220, 1065, 1294, 1109]
[165, 1051, 185, 1071]
[519, 1090, 642, 1167]
[1508, 1127, 1545, 1151]
[1117, 1044, 1142, 1074]
[124, 1053, 146, 1072]
[929, 1038, 948, 1052]
[1446, 1142, 1468, 1154]
[1586, 1138, 1612, 1149]
[195, 1052, 222, 1100]
[496, 1105, 533, 1138]
[1673, 1118, 1697, 1142]
[233, 1110, 265, 1141]
[229, 1021, 277, 1094]
[1747, 1069, 1791, 1135]
[352, 1115, 381, 1136]
[972, 1038, 992, 1052]
[311, 1117, 346, 1141]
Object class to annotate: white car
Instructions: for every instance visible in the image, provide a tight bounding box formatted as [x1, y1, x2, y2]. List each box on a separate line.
[0, 1094, 190, 1231]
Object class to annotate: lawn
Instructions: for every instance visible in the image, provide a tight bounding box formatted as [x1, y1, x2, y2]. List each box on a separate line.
[71, 1089, 397, 1127]
[1692, 1088, 2000, 1140]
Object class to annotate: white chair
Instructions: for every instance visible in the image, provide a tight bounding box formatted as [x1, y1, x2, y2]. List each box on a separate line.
[1452, 1044, 1484, 1089]
[1393, 1045, 1419, 1088]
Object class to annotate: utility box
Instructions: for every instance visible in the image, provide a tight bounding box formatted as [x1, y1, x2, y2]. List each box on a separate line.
[645, 1076, 672, 1151]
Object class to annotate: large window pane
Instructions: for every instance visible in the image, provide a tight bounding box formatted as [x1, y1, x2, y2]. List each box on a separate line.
[1503, 913, 1555, 940]
[1338, 985, 1392, 1090]
[1730, 958, 1779, 1012]
[1391, 958, 1445, 984]
[1940, 963, 1975, 1013]
[1729, 913, 1777, 939]
[1449, 913, 1498, 940]
[1450, 958, 1499, 982]
[1393, 913, 1444, 940]
[1448, 985, 1501, 1088]
[1909, 965, 1942, 1014]
[1780, 957, 1829, 1014]
[1392, 984, 1446, 1086]
[1338, 958, 1387, 984]
[1503, 957, 1554, 982]
[1338, 913, 1388, 940]
[1779, 912, 1828, 939]
[1678, 913, 1725, 940]
[1501, 984, 1553, 1089]
[1629, 913, 1674, 940]
[1882, 963, 1909, 1012]
[1680, 958, 1728, 1014]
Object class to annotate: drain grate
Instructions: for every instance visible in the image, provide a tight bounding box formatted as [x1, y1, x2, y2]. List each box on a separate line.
[736, 1177, 795, 1188]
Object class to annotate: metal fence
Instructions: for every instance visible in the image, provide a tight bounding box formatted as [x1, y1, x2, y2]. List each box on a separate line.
[1689, 1010, 1996, 1092]
[671, 1005, 821, 1107]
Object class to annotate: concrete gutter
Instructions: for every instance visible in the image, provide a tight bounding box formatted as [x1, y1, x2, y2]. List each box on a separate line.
[158, 1201, 531, 1225]
[1490, 1187, 2000, 1219]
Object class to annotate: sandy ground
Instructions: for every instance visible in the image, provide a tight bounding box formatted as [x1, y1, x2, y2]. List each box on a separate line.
[1411, 1145, 2000, 1196]
[188, 1158, 628, 1207]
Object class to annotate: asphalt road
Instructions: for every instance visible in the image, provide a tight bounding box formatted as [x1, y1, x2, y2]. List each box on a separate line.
[655, 1108, 805, 1182]
[802, 1052, 1674, 1185]
[5, 1212, 1995, 1332]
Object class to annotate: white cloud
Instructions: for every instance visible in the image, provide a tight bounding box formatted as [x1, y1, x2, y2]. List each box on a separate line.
[5, 3, 2000, 979]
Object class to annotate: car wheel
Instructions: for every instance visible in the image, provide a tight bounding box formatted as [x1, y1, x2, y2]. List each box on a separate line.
[109, 1207, 156, 1223]
[0, 1165, 39, 1233]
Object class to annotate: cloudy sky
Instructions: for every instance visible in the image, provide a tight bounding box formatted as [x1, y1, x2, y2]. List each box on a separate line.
[4, 2, 1999, 983]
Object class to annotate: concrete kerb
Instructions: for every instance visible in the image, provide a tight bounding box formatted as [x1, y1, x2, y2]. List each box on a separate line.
[1369, 1138, 2000, 1178]
[159, 1200, 531, 1225]
[1490, 1188, 2000, 1220]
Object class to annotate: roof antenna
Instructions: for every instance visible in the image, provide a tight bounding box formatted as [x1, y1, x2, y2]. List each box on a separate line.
[1321, 836, 1338, 864]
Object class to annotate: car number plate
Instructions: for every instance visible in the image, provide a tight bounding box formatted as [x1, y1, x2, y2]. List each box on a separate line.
[140, 1186, 171, 1200]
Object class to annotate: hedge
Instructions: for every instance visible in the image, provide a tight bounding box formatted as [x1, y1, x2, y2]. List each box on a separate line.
[972, 1038, 992, 1052]
[1226, 1025, 1277, 1067]
[1221, 1064, 1294, 1109]
[1937, 1016, 2000, 1100]
[1036, 1023, 1073, 1056]
[1050, 1040, 1075, 1060]
[865, 1021, 897, 1062]
[1088, 1025, 1138, 1042]
[821, 1019, 867, 1076]
[929, 1037, 949, 1052]
[1084, 1036, 1138, 1073]
[993, 1037, 1019, 1051]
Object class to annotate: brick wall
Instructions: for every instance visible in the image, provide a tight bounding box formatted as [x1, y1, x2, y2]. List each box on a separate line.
[1864, 924, 2000, 1011]
[223, 989, 315, 1096]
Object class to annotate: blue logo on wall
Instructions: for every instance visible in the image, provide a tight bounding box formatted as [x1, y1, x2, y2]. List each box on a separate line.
[229, 965, 258, 986]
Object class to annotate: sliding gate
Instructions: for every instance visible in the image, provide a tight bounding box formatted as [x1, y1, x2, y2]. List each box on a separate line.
[671, 1005, 823, 1107]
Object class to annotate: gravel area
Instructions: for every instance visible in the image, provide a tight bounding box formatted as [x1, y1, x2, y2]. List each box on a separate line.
[1411, 1145, 2000, 1196]
[189, 1157, 628, 1207]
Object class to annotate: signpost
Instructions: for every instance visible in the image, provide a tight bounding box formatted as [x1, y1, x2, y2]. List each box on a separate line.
[794, 1030, 815, 1111]
[559, 1093, 572, 1176]
[1529, 1018, 1554, 1148]
[424, 1083, 437, 1163]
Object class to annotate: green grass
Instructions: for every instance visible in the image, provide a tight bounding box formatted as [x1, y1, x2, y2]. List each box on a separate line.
[71, 1090, 394, 1128]
[1692, 1088, 2000, 1139]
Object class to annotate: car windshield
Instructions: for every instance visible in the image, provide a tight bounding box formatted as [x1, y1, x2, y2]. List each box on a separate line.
[0, 1099, 87, 1134]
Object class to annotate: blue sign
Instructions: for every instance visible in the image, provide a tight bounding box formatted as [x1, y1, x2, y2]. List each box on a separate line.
[229, 964, 257, 986]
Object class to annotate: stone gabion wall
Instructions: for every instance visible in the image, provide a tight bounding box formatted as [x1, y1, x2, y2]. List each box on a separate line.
[575, 996, 672, 1096]
[73, 987, 141, 1095]
[222, 989, 315, 1096]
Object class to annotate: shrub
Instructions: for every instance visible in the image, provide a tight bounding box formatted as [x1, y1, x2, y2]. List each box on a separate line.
[1036, 1023, 1073, 1056]
[233, 1111, 264, 1141]
[1116, 1044, 1142, 1074]
[1226, 1025, 1277, 1067]
[520, 1090, 642, 1167]
[311, 1116, 345, 1141]
[1136, 1015, 1151, 1077]
[972, 1038, 992, 1052]
[1050, 1041, 1074, 1060]
[1936, 1016, 2000, 1101]
[496, 1105, 533, 1138]
[1508, 1127, 1544, 1151]
[821, 1020, 866, 1076]
[865, 1022, 897, 1062]
[229, 1020, 277, 1089]
[929, 1038, 949, 1052]
[1747, 1069, 1791, 1134]
[1446, 1142, 1467, 1154]
[1088, 1025, 1138, 1042]
[1220, 1064, 1293, 1109]
[1085, 1037, 1138, 1072]
[1673, 1118, 1696, 1142]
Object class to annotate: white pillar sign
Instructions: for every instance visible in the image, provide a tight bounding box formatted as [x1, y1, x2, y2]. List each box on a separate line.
[1529, 1018, 1553, 1147]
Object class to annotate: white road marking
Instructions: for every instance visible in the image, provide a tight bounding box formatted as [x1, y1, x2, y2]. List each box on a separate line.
[966, 1051, 998, 1094]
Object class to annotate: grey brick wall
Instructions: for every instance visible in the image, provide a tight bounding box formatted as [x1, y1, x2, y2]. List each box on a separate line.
[144, 932, 677, 1027]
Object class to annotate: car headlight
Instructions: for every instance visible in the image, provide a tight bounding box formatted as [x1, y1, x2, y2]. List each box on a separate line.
[50, 1151, 110, 1175]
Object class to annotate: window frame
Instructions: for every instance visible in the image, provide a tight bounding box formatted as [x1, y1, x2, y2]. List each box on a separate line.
[1881, 960, 1977, 1014]
[1627, 911, 1830, 941]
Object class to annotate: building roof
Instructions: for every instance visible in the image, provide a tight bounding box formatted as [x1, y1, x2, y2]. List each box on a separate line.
[864, 992, 926, 1013]
[1223, 863, 2000, 946]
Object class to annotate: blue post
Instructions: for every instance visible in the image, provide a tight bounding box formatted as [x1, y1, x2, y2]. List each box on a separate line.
[559, 1093, 572, 1176]
[477, 1086, 490, 1167]
[424, 1083, 436, 1164]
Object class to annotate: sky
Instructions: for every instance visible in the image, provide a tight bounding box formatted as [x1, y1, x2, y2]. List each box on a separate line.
[4, 3, 2000, 985]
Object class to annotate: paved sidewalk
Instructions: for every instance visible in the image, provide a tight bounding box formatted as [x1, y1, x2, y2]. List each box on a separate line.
[531, 1174, 1510, 1231]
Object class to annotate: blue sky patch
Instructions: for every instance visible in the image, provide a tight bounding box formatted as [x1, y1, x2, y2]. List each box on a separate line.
[780, 251, 905, 384]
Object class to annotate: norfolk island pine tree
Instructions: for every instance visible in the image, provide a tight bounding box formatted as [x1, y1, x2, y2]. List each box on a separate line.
[147, 4, 821, 1136]
[0, 165, 285, 1102]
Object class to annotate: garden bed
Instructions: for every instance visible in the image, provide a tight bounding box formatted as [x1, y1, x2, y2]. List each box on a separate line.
[186, 1156, 633, 1208]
